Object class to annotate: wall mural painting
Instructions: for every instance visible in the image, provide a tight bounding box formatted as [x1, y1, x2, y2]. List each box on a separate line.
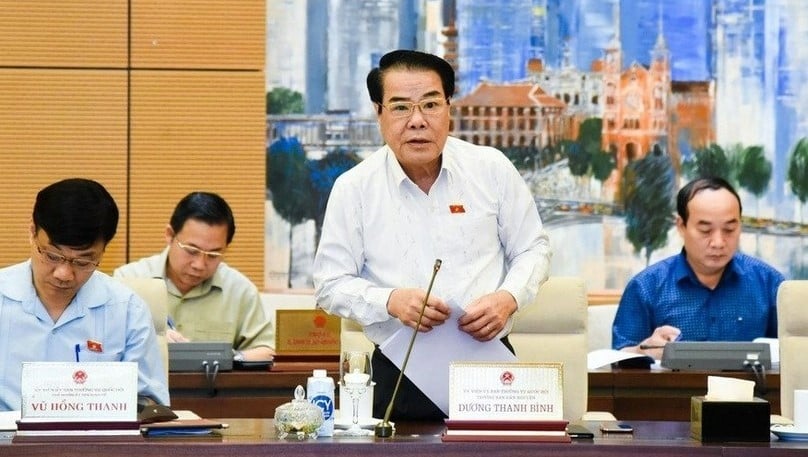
[265, 0, 808, 292]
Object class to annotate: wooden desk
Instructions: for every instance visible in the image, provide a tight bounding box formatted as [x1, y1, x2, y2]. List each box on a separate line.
[169, 371, 315, 418]
[169, 368, 780, 421]
[2, 419, 805, 457]
[588, 368, 780, 421]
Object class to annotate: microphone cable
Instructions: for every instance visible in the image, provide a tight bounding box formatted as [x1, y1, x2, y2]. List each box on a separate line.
[202, 360, 221, 397]
[743, 359, 767, 396]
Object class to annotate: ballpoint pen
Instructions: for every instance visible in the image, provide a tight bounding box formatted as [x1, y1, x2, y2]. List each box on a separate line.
[74, 343, 81, 362]
[639, 333, 682, 350]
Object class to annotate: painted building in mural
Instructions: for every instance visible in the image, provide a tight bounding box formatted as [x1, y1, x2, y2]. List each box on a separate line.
[450, 82, 566, 150]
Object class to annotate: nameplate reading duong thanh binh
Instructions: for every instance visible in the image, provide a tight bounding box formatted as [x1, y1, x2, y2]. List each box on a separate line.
[448, 362, 563, 421]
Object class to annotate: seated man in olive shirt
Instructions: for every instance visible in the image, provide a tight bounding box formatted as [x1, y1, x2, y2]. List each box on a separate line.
[115, 191, 274, 361]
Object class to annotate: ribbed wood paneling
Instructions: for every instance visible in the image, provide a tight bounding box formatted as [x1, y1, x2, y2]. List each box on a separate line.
[0, 69, 128, 271]
[131, 0, 264, 70]
[0, 1, 127, 68]
[129, 70, 265, 286]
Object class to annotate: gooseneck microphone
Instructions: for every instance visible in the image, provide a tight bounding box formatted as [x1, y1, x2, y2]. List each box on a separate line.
[374, 259, 442, 438]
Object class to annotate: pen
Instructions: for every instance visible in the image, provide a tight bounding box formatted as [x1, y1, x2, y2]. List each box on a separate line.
[74, 343, 81, 362]
[640, 333, 683, 350]
[167, 316, 176, 330]
[639, 344, 665, 350]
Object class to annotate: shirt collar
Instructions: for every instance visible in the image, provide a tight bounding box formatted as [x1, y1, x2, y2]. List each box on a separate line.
[384, 143, 450, 189]
[675, 249, 742, 286]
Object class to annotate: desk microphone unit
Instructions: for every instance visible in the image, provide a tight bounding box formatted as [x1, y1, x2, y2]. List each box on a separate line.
[660, 342, 771, 371]
[375, 259, 442, 438]
[168, 342, 234, 372]
[169, 342, 234, 396]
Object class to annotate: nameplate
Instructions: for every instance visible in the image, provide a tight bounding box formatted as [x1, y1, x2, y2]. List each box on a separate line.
[20, 362, 137, 421]
[275, 309, 341, 356]
[448, 362, 564, 421]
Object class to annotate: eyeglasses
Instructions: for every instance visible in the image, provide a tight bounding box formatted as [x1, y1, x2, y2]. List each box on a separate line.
[175, 239, 224, 261]
[34, 243, 100, 271]
[381, 98, 448, 118]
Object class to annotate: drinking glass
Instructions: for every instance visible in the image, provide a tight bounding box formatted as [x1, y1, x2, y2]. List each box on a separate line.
[337, 350, 372, 436]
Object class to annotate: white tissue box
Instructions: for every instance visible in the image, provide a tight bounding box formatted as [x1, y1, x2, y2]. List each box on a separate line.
[690, 396, 770, 442]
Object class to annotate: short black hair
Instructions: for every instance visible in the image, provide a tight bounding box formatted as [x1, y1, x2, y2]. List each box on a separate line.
[366, 49, 455, 112]
[33, 178, 119, 248]
[169, 192, 236, 244]
[677, 176, 742, 225]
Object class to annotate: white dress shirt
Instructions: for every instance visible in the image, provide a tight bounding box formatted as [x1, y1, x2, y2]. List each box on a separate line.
[313, 136, 551, 345]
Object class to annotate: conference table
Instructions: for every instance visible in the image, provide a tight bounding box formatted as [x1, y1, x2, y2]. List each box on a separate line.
[167, 367, 781, 421]
[2, 419, 806, 456]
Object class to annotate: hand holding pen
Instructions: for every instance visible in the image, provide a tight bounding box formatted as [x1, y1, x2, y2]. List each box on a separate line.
[166, 316, 191, 343]
[639, 325, 683, 350]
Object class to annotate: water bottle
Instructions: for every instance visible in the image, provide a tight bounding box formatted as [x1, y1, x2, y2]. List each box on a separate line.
[307, 369, 335, 437]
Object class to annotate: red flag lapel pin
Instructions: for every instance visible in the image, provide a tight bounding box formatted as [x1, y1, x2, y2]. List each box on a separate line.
[87, 340, 103, 353]
[449, 204, 465, 214]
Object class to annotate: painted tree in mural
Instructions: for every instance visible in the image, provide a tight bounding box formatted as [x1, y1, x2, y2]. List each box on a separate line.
[736, 145, 772, 212]
[683, 143, 732, 182]
[307, 148, 361, 244]
[267, 136, 312, 287]
[266, 87, 304, 114]
[789, 137, 808, 276]
[621, 150, 676, 266]
[580, 118, 616, 196]
[789, 137, 808, 224]
[558, 118, 615, 198]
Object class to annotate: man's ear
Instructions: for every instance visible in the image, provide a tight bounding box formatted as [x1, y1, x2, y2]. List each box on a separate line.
[164, 225, 174, 246]
[675, 215, 686, 237]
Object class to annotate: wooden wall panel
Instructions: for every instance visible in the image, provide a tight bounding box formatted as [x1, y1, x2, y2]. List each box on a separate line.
[129, 70, 265, 286]
[0, 1, 127, 68]
[0, 70, 128, 271]
[131, 0, 264, 70]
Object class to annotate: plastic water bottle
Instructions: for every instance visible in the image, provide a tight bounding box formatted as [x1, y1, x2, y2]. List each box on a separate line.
[307, 369, 335, 437]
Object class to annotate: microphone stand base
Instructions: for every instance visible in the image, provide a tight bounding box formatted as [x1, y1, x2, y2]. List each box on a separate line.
[374, 422, 394, 438]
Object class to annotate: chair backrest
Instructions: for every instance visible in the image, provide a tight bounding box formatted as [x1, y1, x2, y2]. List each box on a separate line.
[341, 317, 375, 353]
[116, 277, 170, 377]
[509, 276, 588, 422]
[777, 280, 808, 420]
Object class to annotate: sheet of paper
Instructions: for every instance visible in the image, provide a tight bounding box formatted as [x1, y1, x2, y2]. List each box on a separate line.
[379, 311, 517, 416]
[173, 410, 202, 420]
[587, 349, 657, 370]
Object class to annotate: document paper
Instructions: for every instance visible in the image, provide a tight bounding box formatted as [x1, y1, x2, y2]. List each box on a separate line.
[379, 312, 517, 415]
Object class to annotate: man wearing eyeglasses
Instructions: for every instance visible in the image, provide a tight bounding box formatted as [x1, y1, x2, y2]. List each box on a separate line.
[313, 50, 551, 420]
[114, 192, 274, 362]
[0, 178, 169, 411]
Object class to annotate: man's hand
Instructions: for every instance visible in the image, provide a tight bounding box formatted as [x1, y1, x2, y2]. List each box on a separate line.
[166, 328, 190, 343]
[387, 288, 450, 332]
[622, 325, 681, 360]
[457, 290, 517, 341]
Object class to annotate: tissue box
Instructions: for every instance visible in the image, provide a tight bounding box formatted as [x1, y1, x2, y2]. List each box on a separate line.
[690, 396, 770, 442]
